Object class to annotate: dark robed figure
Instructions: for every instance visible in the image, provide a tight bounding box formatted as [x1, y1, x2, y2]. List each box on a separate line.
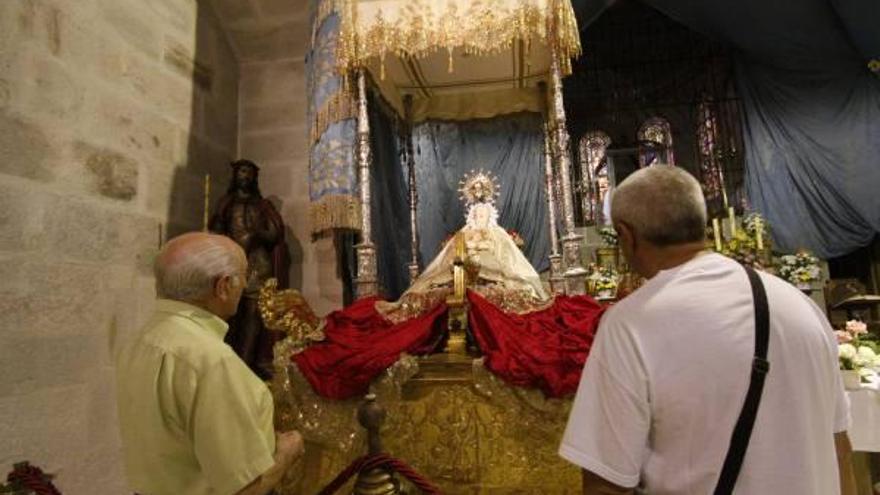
[210, 159, 289, 378]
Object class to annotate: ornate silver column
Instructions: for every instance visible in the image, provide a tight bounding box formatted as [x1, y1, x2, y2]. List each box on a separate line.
[542, 121, 565, 295]
[403, 95, 420, 284]
[549, 54, 587, 295]
[354, 68, 379, 297]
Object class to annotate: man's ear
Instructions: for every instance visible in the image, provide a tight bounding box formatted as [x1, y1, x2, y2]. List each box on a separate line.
[615, 221, 635, 247]
[214, 275, 233, 300]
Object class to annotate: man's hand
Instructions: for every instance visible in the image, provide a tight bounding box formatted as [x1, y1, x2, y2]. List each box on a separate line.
[276, 430, 305, 467]
[234, 430, 305, 495]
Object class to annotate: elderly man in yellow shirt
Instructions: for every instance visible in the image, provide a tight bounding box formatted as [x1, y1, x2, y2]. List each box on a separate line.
[116, 232, 304, 495]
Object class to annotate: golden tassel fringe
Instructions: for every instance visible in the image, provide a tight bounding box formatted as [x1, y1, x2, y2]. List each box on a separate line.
[309, 90, 357, 146]
[335, 0, 582, 76]
[309, 194, 362, 235]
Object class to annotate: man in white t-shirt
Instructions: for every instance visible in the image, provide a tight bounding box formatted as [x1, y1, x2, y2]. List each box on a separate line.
[559, 166, 856, 494]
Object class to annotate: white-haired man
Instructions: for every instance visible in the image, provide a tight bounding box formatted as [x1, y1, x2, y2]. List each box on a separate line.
[116, 232, 303, 495]
[559, 166, 856, 494]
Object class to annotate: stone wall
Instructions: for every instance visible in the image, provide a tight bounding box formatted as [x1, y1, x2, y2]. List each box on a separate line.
[0, 0, 239, 492]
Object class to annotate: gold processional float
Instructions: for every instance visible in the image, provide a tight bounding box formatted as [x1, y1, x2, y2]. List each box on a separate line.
[263, 1, 596, 493]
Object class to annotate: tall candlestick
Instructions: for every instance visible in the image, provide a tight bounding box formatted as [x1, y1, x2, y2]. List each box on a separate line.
[712, 218, 722, 251]
[728, 206, 737, 238]
[203, 174, 210, 232]
[755, 217, 764, 251]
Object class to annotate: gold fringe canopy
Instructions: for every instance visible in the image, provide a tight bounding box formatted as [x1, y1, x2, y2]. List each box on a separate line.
[309, 194, 362, 234]
[309, 90, 357, 146]
[335, 0, 581, 77]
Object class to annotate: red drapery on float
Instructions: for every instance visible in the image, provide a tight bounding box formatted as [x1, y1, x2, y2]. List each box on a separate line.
[292, 292, 605, 400]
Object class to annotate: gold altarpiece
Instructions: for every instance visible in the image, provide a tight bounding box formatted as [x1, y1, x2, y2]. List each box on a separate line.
[286, 1, 589, 492]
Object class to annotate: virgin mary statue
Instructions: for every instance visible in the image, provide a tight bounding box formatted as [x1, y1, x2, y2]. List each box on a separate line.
[275, 170, 604, 400]
[377, 170, 549, 322]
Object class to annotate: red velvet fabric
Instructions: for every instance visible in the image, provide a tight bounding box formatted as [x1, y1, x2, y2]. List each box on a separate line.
[292, 297, 448, 399]
[467, 291, 605, 397]
[292, 292, 605, 400]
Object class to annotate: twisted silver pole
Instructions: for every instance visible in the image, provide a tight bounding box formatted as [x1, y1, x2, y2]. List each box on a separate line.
[549, 54, 587, 295]
[354, 68, 378, 297]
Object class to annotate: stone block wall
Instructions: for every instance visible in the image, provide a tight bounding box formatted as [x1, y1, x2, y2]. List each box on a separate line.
[0, 0, 239, 492]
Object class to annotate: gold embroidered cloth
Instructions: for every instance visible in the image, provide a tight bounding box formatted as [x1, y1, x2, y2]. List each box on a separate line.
[336, 0, 581, 121]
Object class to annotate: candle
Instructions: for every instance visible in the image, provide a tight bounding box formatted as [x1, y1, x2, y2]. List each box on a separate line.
[203, 174, 210, 232]
[728, 207, 737, 238]
[713, 218, 722, 251]
[755, 217, 764, 251]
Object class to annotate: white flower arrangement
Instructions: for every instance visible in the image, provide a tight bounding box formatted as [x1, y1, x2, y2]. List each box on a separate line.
[742, 213, 768, 238]
[839, 343, 857, 369]
[856, 345, 880, 368]
[776, 251, 821, 287]
[598, 226, 618, 247]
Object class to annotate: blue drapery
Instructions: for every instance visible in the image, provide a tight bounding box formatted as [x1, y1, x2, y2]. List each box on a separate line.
[368, 92, 412, 300]
[307, 10, 359, 234]
[412, 113, 550, 273]
[572, 0, 880, 257]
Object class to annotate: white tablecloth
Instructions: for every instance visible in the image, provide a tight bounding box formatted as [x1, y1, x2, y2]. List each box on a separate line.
[848, 386, 880, 452]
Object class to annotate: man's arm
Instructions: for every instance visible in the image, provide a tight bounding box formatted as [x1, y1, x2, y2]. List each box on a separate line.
[559, 316, 649, 494]
[582, 469, 635, 495]
[235, 431, 304, 495]
[835, 431, 856, 495]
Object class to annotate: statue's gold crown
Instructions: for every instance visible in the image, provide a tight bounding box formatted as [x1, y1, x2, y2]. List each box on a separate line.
[458, 169, 500, 206]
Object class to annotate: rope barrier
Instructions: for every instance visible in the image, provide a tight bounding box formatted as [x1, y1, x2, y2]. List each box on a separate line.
[6, 463, 62, 495]
[316, 452, 442, 495]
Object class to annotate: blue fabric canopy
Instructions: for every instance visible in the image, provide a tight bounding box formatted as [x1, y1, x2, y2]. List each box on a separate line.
[572, 0, 880, 257]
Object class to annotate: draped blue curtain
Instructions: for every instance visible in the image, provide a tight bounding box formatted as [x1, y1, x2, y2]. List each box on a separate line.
[413, 113, 550, 272]
[572, 0, 880, 258]
[368, 92, 411, 300]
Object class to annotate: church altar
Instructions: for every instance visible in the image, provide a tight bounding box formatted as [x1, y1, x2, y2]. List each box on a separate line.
[261, 169, 604, 492]
[290, 0, 607, 490]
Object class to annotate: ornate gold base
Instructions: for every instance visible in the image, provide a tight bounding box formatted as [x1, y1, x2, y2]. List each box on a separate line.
[275, 353, 580, 494]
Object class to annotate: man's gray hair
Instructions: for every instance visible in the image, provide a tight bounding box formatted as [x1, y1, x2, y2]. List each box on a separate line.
[154, 235, 243, 302]
[611, 166, 708, 246]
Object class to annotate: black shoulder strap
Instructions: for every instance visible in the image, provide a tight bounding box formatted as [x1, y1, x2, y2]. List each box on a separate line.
[713, 265, 771, 495]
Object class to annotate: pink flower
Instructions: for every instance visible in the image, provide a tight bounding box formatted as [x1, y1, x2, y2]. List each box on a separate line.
[835, 330, 853, 344]
[846, 320, 868, 335]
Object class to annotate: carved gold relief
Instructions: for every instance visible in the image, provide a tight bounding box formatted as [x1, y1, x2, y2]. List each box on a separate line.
[272, 349, 580, 495]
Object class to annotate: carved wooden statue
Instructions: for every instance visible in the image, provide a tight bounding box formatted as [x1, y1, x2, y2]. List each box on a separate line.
[210, 159, 290, 379]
